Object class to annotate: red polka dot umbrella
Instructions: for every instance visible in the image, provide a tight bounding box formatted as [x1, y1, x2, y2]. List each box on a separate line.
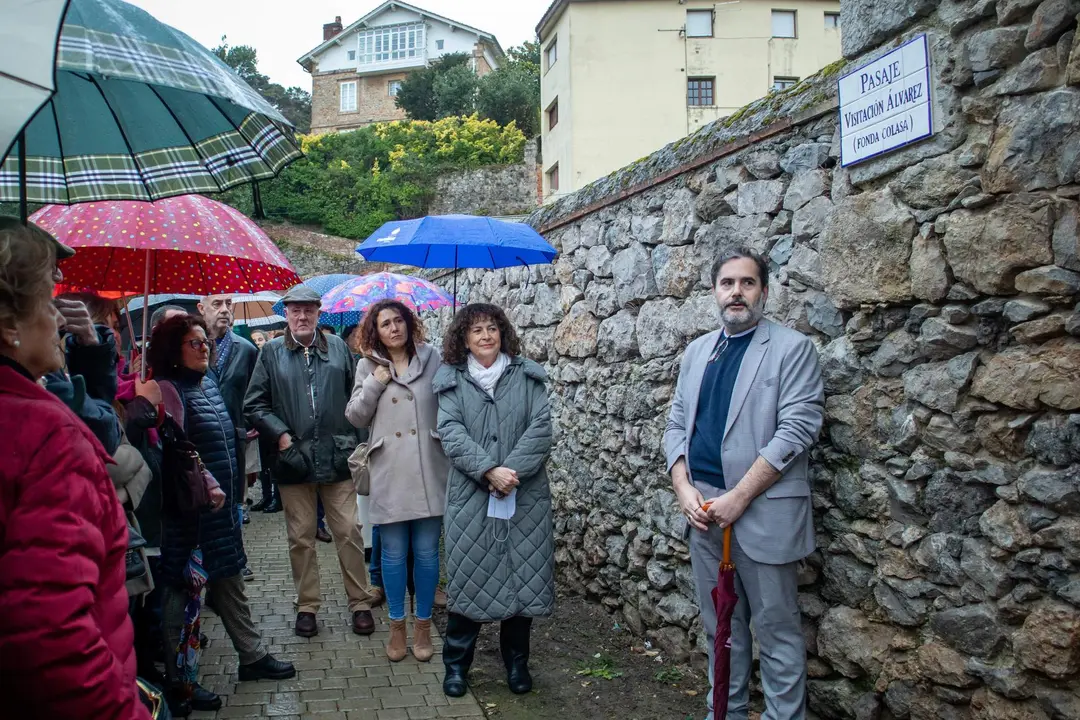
[31, 195, 300, 295]
[31, 194, 301, 375]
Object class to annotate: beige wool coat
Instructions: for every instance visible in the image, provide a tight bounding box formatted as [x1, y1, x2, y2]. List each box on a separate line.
[345, 342, 449, 525]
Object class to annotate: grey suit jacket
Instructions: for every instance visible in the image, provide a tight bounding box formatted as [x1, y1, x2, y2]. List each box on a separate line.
[664, 319, 825, 565]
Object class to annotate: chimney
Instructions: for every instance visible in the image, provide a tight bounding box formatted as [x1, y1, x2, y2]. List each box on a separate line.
[323, 16, 343, 41]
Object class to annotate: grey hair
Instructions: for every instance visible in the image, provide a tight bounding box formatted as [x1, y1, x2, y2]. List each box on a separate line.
[150, 304, 188, 329]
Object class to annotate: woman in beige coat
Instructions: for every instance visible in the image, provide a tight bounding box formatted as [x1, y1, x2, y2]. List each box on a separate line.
[345, 299, 449, 662]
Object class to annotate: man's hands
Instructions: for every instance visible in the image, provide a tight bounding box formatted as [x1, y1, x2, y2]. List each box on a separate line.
[373, 366, 392, 385]
[484, 466, 519, 496]
[278, 433, 293, 451]
[703, 491, 750, 529]
[208, 486, 226, 511]
[672, 459, 710, 531]
[54, 298, 98, 346]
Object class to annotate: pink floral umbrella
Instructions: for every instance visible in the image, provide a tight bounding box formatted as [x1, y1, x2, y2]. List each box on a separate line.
[31, 194, 301, 376]
[322, 272, 454, 318]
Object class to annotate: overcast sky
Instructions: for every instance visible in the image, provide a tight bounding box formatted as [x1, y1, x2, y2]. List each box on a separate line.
[126, 0, 553, 91]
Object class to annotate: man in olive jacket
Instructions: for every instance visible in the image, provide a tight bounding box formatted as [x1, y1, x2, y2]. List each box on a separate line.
[243, 284, 375, 638]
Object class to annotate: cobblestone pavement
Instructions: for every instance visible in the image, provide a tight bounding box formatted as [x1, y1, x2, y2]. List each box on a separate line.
[191, 511, 484, 720]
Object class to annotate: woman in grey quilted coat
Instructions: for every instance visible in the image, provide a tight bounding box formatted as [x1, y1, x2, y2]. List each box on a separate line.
[432, 303, 554, 699]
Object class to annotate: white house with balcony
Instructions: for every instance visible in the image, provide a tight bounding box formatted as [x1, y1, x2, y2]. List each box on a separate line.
[298, 1, 504, 134]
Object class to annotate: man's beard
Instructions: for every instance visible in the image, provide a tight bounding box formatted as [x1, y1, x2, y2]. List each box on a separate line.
[721, 295, 765, 335]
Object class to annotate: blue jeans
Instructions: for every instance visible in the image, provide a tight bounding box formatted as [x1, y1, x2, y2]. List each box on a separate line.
[370, 524, 382, 588]
[381, 516, 442, 621]
[317, 497, 326, 530]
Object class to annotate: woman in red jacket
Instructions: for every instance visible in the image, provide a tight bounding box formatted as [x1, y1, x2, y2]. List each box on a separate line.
[0, 216, 151, 720]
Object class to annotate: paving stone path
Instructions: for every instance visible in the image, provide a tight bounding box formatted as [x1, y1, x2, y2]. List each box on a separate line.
[191, 511, 484, 720]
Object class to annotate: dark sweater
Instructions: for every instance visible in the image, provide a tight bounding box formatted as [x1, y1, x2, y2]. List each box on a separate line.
[687, 331, 755, 489]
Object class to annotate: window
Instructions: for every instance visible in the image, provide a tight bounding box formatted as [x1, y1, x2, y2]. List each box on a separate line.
[771, 10, 797, 38]
[547, 164, 559, 193]
[773, 76, 799, 91]
[388, 80, 403, 97]
[686, 9, 714, 37]
[339, 81, 357, 112]
[436, 39, 444, 50]
[546, 39, 558, 69]
[824, 12, 840, 29]
[547, 99, 559, 130]
[347, 49, 356, 61]
[687, 77, 715, 106]
[358, 22, 425, 64]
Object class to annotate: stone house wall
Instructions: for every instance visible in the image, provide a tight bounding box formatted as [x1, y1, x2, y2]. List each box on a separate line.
[310, 69, 410, 134]
[430, 2, 1080, 718]
[428, 138, 541, 217]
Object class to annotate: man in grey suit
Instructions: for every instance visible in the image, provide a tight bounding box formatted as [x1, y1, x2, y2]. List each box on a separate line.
[664, 247, 824, 720]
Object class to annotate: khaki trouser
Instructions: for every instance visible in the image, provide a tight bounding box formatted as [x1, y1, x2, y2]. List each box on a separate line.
[279, 480, 374, 614]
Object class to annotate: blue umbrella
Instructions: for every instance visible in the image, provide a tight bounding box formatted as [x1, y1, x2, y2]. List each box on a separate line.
[272, 274, 360, 326]
[357, 215, 556, 268]
[355, 215, 557, 308]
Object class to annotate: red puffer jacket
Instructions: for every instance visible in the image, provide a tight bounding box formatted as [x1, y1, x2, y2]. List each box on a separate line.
[0, 363, 151, 720]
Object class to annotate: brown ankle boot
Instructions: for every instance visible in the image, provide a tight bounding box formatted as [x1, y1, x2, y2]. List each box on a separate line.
[386, 619, 407, 662]
[412, 618, 434, 662]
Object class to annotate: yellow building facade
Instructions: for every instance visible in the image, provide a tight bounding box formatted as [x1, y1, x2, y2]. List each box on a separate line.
[538, 0, 842, 198]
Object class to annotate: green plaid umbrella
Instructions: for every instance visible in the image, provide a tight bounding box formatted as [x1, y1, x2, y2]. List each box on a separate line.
[0, 0, 302, 210]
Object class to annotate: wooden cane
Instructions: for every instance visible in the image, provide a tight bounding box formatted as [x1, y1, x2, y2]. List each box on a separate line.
[722, 525, 732, 567]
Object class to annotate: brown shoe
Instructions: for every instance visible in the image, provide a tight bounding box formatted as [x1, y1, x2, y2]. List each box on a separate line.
[369, 586, 386, 608]
[316, 527, 332, 543]
[295, 612, 318, 638]
[412, 618, 434, 662]
[434, 587, 447, 608]
[352, 610, 375, 635]
[386, 619, 407, 662]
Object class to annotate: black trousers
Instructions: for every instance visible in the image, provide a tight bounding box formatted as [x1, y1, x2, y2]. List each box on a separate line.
[258, 466, 279, 504]
[443, 612, 532, 671]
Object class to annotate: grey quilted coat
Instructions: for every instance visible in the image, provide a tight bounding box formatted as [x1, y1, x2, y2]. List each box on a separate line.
[433, 356, 555, 622]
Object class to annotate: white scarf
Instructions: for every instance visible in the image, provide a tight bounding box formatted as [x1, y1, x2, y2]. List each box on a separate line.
[468, 352, 509, 397]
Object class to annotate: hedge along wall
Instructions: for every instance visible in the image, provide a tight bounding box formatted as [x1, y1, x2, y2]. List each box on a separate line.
[431, 2, 1080, 718]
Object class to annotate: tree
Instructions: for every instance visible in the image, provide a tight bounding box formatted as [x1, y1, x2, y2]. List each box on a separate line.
[477, 65, 540, 137]
[213, 37, 312, 133]
[395, 52, 472, 121]
[506, 40, 541, 72]
[477, 41, 541, 137]
[434, 65, 479, 118]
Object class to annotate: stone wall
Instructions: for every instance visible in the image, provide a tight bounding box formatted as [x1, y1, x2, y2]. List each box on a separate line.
[439, 2, 1080, 718]
[427, 138, 541, 217]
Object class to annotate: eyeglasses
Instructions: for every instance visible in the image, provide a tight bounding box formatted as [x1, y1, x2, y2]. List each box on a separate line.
[184, 339, 211, 350]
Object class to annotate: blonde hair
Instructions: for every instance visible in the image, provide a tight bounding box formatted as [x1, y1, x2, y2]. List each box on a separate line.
[0, 216, 57, 332]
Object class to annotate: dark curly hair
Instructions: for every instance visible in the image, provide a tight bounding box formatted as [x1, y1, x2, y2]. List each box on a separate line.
[442, 303, 521, 366]
[358, 299, 426, 359]
[146, 314, 212, 379]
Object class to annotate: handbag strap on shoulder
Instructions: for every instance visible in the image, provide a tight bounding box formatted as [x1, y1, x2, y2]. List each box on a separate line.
[158, 379, 186, 431]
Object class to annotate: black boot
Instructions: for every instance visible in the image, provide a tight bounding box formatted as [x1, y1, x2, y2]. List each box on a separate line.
[239, 653, 297, 681]
[443, 612, 482, 698]
[500, 616, 533, 694]
[190, 683, 222, 711]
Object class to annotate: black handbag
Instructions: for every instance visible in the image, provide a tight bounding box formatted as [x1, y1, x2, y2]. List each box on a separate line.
[158, 418, 212, 518]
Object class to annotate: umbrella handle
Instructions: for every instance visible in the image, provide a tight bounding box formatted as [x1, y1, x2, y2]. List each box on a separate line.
[722, 526, 732, 566]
